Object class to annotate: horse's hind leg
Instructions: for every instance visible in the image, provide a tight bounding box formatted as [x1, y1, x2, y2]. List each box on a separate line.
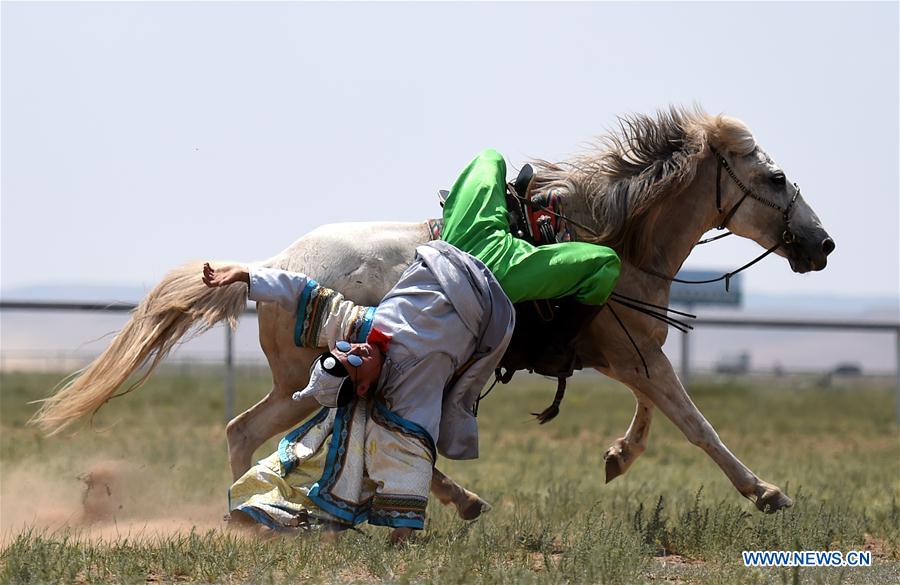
[431, 468, 492, 521]
[603, 388, 654, 483]
[226, 386, 318, 480]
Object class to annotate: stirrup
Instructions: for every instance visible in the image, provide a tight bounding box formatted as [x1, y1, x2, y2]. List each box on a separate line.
[437, 189, 450, 207]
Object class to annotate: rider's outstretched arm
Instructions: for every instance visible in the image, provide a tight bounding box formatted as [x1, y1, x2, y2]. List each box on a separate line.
[203, 262, 311, 313]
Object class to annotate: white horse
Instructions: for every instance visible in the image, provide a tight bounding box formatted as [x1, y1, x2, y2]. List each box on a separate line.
[34, 108, 834, 517]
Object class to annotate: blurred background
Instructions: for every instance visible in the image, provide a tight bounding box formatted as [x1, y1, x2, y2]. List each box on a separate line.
[2, 2, 898, 381]
[2, 6, 899, 580]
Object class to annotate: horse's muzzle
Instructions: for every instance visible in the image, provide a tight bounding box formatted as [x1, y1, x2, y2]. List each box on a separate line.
[787, 235, 834, 273]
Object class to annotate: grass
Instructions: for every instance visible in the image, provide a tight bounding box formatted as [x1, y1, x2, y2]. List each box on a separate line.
[1, 369, 898, 583]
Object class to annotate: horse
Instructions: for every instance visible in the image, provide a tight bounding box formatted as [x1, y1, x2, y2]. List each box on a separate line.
[33, 107, 834, 518]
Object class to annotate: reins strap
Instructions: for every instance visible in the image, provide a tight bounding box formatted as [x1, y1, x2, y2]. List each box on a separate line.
[609, 295, 694, 333]
[610, 292, 697, 319]
[696, 231, 733, 245]
[472, 373, 500, 417]
[658, 241, 781, 291]
[715, 153, 723, 214]
[719, 192, 750, 231]
[472, 367, 516, 416]
[606, 303, 650, 379]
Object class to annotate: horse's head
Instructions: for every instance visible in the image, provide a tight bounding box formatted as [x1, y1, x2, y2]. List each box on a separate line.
[708, 123, 834, 274]
[534, 108, 835, 275]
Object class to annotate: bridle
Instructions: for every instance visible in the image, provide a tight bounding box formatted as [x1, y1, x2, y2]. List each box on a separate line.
[711, 147, 800, 241]
[617, 148, 803, 377]
[645, 147, 801, 291]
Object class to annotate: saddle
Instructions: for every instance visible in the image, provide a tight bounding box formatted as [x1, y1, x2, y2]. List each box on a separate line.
[436, 165, 591, 424]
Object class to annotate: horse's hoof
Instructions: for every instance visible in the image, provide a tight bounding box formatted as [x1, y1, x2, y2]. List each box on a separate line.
[604, 450, 624, 483]
[458, 494, 491, 521]
[755, 486, 793, 513]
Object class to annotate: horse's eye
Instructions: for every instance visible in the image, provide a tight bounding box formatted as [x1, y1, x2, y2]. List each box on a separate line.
[770, 172, 786, 186]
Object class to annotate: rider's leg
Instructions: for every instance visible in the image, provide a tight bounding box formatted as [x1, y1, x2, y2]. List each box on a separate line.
[440, 148, 511, 258]
[442, 149, 620, 304]
[493, 240, 621, 305]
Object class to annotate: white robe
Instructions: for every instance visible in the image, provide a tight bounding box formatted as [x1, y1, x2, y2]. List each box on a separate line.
[233, 241, 515, 530]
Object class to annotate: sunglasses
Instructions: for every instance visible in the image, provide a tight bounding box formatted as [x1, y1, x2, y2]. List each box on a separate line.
[335, 340, 363, 367]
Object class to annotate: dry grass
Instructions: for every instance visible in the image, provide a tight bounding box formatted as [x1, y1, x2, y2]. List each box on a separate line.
[1, 369, 898, 584]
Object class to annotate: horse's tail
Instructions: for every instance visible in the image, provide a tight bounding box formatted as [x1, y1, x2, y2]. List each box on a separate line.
[30, 261, 248, 435]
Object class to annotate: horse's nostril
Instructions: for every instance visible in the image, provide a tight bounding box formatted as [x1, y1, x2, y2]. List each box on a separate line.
[821, 238, 835, 255]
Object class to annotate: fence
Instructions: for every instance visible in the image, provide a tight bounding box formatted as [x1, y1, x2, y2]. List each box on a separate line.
[2, 300, 898, 423]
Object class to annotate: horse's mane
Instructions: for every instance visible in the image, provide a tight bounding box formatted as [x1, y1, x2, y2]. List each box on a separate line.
[530, 106, 756, 265]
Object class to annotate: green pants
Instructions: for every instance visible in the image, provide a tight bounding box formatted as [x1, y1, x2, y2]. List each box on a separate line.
[441, 149, 621, 305]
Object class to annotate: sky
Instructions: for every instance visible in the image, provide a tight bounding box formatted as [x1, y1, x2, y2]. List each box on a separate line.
[2, 1, 898, 300]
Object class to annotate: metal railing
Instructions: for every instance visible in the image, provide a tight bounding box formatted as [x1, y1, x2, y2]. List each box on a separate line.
[2, 300, 899, 423]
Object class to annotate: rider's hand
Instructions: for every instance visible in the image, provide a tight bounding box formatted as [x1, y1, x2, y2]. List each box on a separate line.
[202, 262, 249, 287]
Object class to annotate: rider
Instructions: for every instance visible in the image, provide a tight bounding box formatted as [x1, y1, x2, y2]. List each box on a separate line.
[203, 234, 515, 543]
[203, 149, 620, 542]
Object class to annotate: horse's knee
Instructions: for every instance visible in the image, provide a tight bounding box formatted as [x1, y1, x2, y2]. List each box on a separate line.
[225, 415, 248, 451]
[226, 415, 260, 479]
[683, 419, 719, 451]
[688, 435, 715, 451]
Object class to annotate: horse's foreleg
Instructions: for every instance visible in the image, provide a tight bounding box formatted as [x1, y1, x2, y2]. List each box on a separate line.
[613, 349, 793, 513]
[602, 388, 654, 483]
[226, 389, 317, 480]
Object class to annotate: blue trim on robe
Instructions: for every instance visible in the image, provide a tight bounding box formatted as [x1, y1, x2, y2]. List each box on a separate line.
[234, 506, 294, 533]
[372, 400, 437, 464]
[355, 306, 376, 342]
[294, 278, 319, 347]
[278, 407, 330, 475]
[306, 404, 370, 524]
[305, 400, 433, 528]
[368, 515, 424, 530]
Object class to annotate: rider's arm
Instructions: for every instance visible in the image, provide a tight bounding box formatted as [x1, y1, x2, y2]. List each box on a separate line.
[203, 262, 310, 312]
[247, 267, 311, 312]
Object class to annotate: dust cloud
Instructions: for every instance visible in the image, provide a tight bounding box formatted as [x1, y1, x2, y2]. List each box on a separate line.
[1, 459, 228, 545]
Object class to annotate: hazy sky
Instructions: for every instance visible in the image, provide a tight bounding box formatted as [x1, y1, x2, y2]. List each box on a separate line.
[2, 1, 898, 299]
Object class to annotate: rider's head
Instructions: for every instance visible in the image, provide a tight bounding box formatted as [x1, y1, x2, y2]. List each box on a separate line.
[331, 340, 384, 397]
[291, 338, 385, 407]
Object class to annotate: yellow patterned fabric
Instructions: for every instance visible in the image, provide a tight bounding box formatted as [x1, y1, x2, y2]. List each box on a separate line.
[229, 399, 435, 532]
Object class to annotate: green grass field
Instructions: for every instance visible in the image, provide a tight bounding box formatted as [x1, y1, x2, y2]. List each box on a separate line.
[1, 369, 898, 584]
